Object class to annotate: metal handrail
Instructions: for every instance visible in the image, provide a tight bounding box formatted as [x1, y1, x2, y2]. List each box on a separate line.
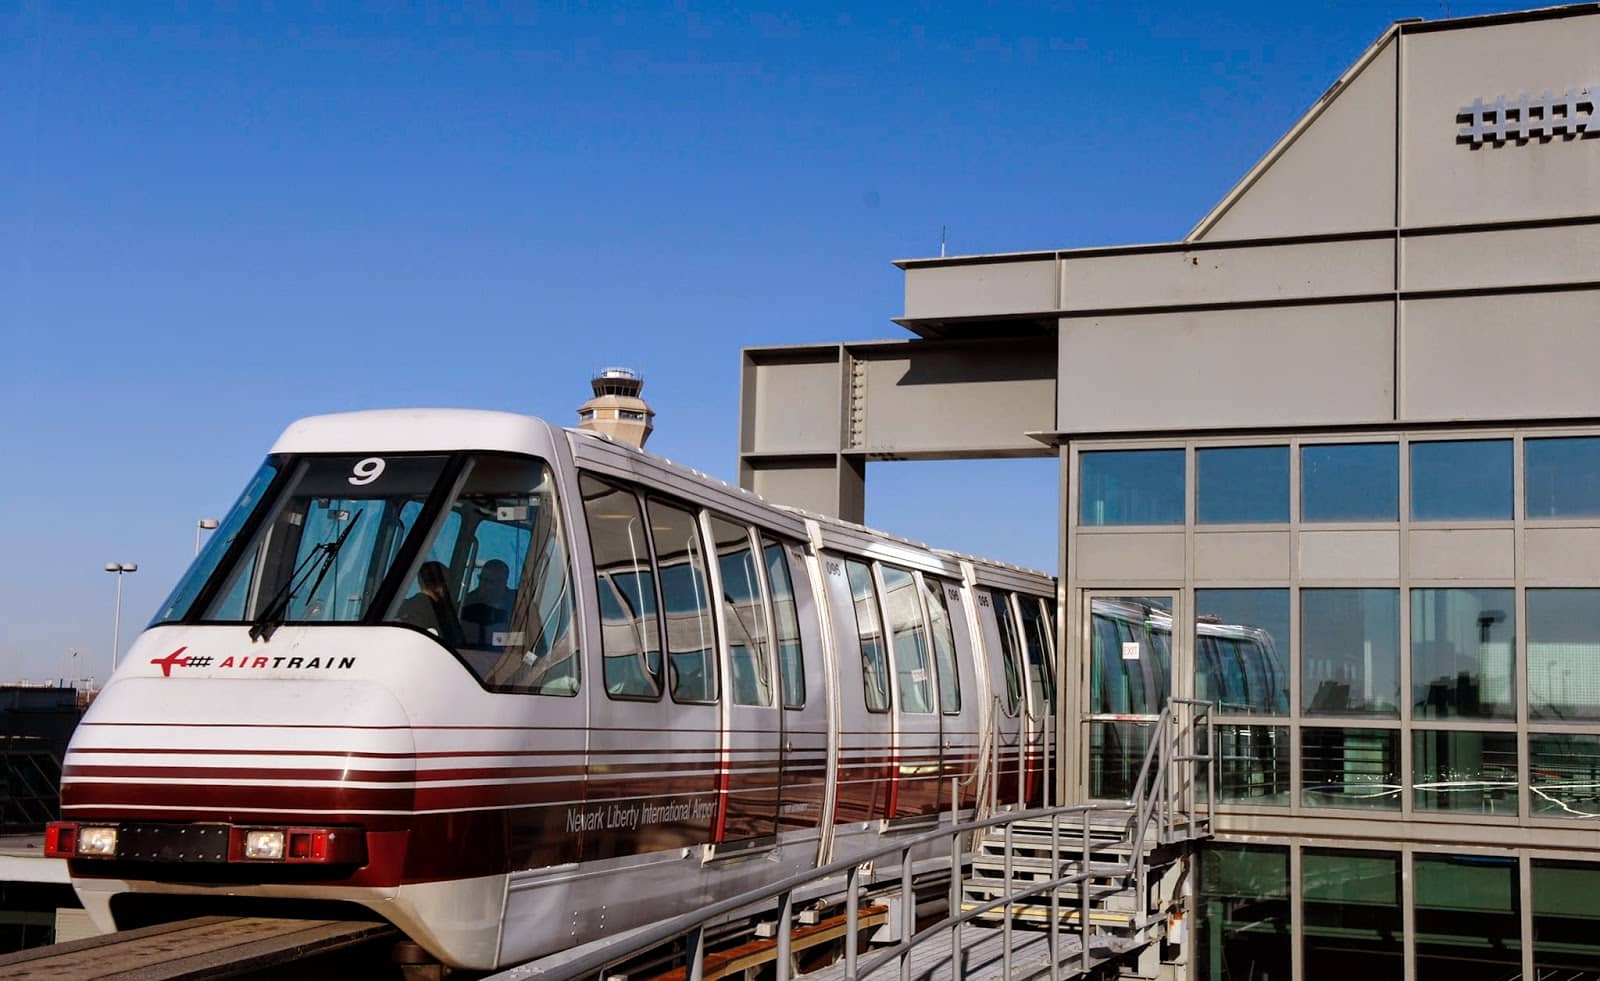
[489, 700, 1215, 981]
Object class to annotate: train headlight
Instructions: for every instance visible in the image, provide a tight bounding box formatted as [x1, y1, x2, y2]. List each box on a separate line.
[77, 826, 118, 857]
[244, 830, 286, 861]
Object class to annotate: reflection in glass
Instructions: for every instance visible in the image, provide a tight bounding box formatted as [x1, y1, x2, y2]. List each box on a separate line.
[1079, 449, 1184, 526]
[881, 566, 933, 714]
[712, 517, 772, 707]
[762, 539, 805, 709]
[1302, 849, 1402, 980]
[153, 461, 279, 624]
[1411, 439, 1513, 520]
[649, 499, 717, 703]
[1412, 730, 1518, 814]
[923, 578, 961, 714]
[1017, 598, 1056, 714]
[1214, 725, 1289, 805]
[1196, 844, 1290, 981]
[1529, 733, 1600, 819]
[1411, 588, 1515, 720]
[1414, 854, 1521, 981]
[1526, 436, 1600, 518]
[1528, 589, 1600, 722]
[1301, 443, 1398, 522]
[1089, 722, 1151, 800]
[990, 589, 1024, 714]
[1195, 590, 1289, 715]
[1090, 597, 1173, 716]
[1533, 860, 1600, 981]
[846, 560, 890, 712]
[1197, 445, 1289, 524]
[1302, 728, 1400, 809]
[1302, 590, 1400, 717]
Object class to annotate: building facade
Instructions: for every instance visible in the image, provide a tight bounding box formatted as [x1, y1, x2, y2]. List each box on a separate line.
[739, 7, 1600, 979]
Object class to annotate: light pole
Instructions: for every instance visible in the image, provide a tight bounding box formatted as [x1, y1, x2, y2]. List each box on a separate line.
[195, 518, 220, 556]
[105, 562, 138, 672]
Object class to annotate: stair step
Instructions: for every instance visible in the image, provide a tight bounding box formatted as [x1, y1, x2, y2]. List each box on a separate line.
[960, 902, 1138, 929]
[970, 857, 1131, 877]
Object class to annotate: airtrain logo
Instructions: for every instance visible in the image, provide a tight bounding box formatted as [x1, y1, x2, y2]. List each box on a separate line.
[149, 646, 357, 676]
[1458, 87, 1597, 145]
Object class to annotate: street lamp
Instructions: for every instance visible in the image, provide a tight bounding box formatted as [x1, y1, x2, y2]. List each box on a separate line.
[195, 518, 220, 556]
[105, 562, 138, 672]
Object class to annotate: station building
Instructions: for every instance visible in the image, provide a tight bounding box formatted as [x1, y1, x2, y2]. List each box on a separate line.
[739, 6, 1600, 979]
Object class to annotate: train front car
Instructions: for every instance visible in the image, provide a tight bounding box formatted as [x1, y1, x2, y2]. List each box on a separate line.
[50, 410, 584, 969]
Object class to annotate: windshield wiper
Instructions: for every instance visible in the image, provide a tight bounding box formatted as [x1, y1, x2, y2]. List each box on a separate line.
[249, 509, 364, 642]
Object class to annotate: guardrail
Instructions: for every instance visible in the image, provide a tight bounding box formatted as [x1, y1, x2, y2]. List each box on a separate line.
[491, 700, 1214, 981]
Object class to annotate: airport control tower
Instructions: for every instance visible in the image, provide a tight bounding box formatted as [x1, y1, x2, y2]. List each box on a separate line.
[577, 367, 654, 449]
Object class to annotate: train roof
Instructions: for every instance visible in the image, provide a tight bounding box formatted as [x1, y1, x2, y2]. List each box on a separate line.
[268, 410, 1056, 586]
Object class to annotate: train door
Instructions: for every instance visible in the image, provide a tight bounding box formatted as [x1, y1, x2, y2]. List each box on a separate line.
[975, 588, 1026, 809]
[879, 564, 941, 818]
[762, 535, 829, 837]
[707, 515, 780, 846]
[922, 574, 979, 813]
[825, 555, 893, 825]
[1082, 593, 1176, 801]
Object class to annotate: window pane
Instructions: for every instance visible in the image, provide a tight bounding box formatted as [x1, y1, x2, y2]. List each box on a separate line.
[881, 566, 933, 714]
[1018, 598, 1056, 715]
[153, 461, 279, 624]
[1196, 844, 1290, 981]
[1214, 725, 1289, 805]
[1303, 849, 1403, 981]
[1534, 860, 1600, 981]
[1195, 589, 1289, 715]
[1529, 733, 1600, 819]
[1302, 728, 1400, 809]
[1527, 436, 1600, 517]
[923, 578, 961, 715]
[1303, 589, 1400, 717]
[1079, 449, 1184, 526]
[1410, 439, 1512, 520]
[1528, 589, 1600, 722]
[1414, 854, 1521, 981]
[762, 539, 805, 709]
[712, 517, 772, 707]
[1302, 443, 1398, 522]
[1412, 730, 1518, 815]
[1089, 721, 1152, 800]
[1411, 588, 1515, 720]
[431, 455, 577, 695]
[990, 590, 1023, 713]
[846, 559, 890, 713]
[1089, 597, 1173, 716]
[1197, 446, 1289, 524]
[650, 500, 717, 703]
[580, 477, 661, 698]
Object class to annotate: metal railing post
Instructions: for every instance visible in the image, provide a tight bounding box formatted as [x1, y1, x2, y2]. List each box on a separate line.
[1079, 808, 1091, 972]
[1043, 712, 1053, 809]
[1002, 818, 1014, 981]
[846, 864, 860, 980]
[776, 890, 793, 981]
[950, 777, 963, 980]
[1048, 811, 1061, 981]
[686, 925, 705, 981]
[900, 846, 914, 981]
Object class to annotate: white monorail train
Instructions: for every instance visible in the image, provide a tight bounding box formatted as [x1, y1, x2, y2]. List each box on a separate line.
[49, 410, 1058, 970]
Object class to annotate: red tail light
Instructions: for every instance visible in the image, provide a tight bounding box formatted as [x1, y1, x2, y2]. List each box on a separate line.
[227, 825, 364, 864]
[44, 822, 78, 859]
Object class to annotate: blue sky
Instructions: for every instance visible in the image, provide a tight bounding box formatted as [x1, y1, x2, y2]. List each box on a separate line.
[1, 0, 1530, 682]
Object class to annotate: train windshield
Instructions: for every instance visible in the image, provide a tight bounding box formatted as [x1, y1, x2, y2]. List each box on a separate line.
[153, 451, 577, 691]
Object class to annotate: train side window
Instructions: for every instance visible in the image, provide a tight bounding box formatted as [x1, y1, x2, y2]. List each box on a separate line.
[649, 499, 719, 704]
[881, 565, 933, 714]
[845, 559, 891, 713]
[1018, 597, 1056, 714]
[762, 536, 806, 709]
[711, 516, 773, 707]
[991, 589, 1024, 714]
[924, 576, 962, 715]
[580, 475, 662, 699]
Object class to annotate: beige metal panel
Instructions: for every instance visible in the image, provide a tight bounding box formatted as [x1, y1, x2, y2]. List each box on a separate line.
[1400, 290, 1600, 421]
[747, 357, 842, 454]
[1408, 528, 1516, 580]
[1194, 531, 1292, 581]
[1058, 302, 1395, 433]
[1200, 38, 1398, 240]
[1059, 237, 1392, 311]
[859, 343, 1054, 454]
[746, 460, 849, 521]
[1402, 15, 1600, 227]
[1402, 222, 1600, 292]
[1298, 530, 1400, 580]
[1525, 527, 1600, 580]
[903, 259, 1058, 320]
[1073, 532, 1185, 581]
